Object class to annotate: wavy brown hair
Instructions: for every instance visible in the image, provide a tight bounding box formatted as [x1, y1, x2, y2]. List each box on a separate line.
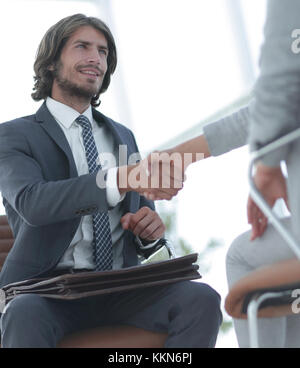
[31, 14, 117, 107]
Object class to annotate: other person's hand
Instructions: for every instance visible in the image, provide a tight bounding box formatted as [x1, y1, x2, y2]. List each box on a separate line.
[248, 162, 289, 241]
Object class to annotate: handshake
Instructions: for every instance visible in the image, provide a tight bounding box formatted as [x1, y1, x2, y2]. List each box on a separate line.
[117, 148, 204, 201]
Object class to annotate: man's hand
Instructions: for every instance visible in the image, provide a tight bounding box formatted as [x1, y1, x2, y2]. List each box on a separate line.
[118, 153, 185, 201]
[121, 207, 166, 241]
[141, 137, 207, 201]
[143, 149, 186, 200]
[248, 162, 289, 241]
[117, 135, 209, 201]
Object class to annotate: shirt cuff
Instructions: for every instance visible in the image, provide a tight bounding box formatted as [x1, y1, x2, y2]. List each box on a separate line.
[106, 167, 125, 207]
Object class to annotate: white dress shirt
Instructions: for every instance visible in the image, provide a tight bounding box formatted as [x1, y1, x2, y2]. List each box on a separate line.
[46, 97, 125, 270]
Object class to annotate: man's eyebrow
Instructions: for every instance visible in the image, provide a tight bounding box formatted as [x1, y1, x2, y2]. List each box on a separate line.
[73, 40, 108, 50]
[73, 40, 91, 45]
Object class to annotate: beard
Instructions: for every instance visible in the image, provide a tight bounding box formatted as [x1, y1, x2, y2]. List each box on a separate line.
[52, 60, 102, 100]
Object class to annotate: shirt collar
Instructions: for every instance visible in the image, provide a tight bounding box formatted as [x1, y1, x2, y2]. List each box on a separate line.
[46, 97, 94, 129]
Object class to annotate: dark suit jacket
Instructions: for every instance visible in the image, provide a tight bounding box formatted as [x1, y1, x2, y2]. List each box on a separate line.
[0, 102, 155, 287]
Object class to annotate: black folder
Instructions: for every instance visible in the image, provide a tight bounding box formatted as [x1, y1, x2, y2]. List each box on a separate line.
[0, 254, 201, 311]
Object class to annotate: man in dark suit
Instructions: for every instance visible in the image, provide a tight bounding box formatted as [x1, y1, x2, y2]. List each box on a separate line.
[0, 14, 222, 347]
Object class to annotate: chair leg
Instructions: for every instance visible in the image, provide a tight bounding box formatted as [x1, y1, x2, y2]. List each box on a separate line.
[247, 298, 259, 348]
[247, 291, 288, 348]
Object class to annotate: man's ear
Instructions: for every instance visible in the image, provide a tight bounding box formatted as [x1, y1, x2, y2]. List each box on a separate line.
[47, 64, 55, 71]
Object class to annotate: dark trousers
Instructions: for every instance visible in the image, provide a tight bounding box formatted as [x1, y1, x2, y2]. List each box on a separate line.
[0, 281, 222, 348]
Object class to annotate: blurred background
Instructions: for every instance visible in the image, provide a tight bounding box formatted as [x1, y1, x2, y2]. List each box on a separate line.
[0, 0, 269, 347]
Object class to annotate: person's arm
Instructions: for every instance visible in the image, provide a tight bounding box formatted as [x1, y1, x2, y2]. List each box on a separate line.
[250, 0, 300, 166]
[160, 105, 250, 167]
[0, 123, 109, 227]
[203, 105, 250, 157]
[137, 106, 250, 201]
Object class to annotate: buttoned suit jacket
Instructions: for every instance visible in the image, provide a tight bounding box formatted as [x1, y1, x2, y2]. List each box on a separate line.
[0, 102, 155, 287]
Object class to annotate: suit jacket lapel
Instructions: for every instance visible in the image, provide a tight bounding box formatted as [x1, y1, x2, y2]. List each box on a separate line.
[92, 108, 138, 160]
[35, 102, 78, 178]
[35, 103, 134, 179]
[92, 108, 124, 146]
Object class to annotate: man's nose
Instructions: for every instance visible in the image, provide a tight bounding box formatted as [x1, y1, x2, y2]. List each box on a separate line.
[86, 48, 101, 64]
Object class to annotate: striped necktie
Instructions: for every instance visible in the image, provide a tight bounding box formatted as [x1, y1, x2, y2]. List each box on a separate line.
[75, 115, 113, 271]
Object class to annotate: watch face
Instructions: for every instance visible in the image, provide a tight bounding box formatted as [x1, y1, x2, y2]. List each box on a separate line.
[141, 246, 171, 265]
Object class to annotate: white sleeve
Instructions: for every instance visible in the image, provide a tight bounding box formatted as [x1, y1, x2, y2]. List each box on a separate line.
[106, 167, 125, 207]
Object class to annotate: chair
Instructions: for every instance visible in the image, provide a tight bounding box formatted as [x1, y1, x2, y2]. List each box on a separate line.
[225, 127, 300, 348]
[0, 215, 167, 348]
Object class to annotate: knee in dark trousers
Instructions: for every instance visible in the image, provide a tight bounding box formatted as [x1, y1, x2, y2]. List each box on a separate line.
[1, 294, 64, 348]
[164, 281, 222, 348]
[123, 281, 222, 348]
